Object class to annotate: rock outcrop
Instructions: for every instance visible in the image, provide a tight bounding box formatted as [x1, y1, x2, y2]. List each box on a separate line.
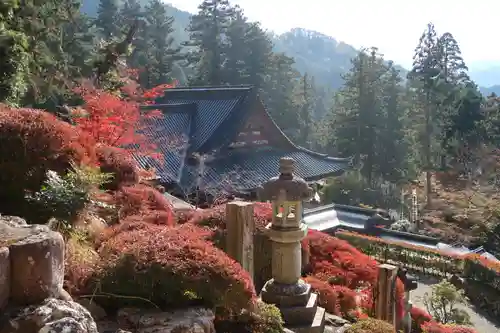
[0, 298, 98, 333]
[0, 215, 66, 306]
[97, 307, 215, 333]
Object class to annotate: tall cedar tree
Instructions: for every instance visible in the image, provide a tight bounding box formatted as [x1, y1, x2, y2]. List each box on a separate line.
[435, 32, 471, 168]
[95, 0, 122, 40]
[184, 0, 233, 85]
[408, 22, 441, 207]
[138, 0, 181, 88]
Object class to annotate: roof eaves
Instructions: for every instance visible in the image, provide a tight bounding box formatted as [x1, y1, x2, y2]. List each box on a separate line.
[163, 85, 254, 92]
[295, 146, 353, 163]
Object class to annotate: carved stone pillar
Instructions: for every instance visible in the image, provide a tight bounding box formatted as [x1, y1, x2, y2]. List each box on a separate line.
[259, 157, 325, 333]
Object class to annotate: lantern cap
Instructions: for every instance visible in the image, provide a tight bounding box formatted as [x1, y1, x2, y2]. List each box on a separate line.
[259, 157, 313, 201]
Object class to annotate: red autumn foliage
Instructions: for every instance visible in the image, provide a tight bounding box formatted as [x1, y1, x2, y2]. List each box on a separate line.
[73, 81, 174, 159]
[411, 306, 433, 331]
[302, 229, 405, 320]
[0, 105, 96, 218]
[304, 229, 378, 289]
[187, 202, 405, 320]
[113, 184, 174, 227]
[94, 222, 256, 312]
[96, 145, 140, 190]
[420, 321, 478, 333]
[304, 276, 358, 316]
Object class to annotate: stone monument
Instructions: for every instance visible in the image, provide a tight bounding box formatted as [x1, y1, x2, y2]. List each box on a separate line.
[259, 157, 325, 333]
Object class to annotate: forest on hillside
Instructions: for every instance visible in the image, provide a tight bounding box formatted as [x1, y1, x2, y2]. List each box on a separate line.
[3, 0, 500, 248]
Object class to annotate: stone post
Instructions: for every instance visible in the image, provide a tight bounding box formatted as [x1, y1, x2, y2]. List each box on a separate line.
[259, 157, 325, 333]
[397, 268, 418, 333]
[225, 201, 255, 282]
[375, 264, 398, 327]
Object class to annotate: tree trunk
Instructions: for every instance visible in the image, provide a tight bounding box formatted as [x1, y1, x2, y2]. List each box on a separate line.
[425, 94, 432, 207]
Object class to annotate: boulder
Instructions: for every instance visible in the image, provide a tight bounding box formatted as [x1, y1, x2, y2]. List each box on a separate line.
[116, 307, 215, 333]
[0, 247, 9, 310]
[0, 298, 98, 333]
[0, 217, 65, 305]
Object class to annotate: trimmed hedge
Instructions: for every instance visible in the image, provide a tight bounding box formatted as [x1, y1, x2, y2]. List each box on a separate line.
[337, 230, 500, 319]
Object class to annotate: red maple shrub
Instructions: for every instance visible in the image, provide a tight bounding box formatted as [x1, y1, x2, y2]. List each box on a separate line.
[187, 202, 276, 289]
[304, 229, 378, 289]
[96, 145, 139, 190]
[0, 105, 96, 220]
[304, 276, 358, 316]
[411, 306, 433, 332]
[113, 184, 174, 226]
[92, 223, 256, 313]
[303, 229, 405, 321]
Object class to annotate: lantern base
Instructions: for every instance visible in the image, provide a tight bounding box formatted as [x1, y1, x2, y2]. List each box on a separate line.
[286, 306, 326, 333]
[261, 279, 311, 307]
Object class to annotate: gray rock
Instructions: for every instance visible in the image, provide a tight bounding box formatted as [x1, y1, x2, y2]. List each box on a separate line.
[0, 217, 65, 305]
[325, 313, 350, 326]
[0, 247, 10, 310]
[0, 298, 98, 333]
[116, 307, 215, 333]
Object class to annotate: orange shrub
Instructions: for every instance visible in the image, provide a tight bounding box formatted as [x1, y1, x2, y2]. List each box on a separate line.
[92, 223, 256, 313]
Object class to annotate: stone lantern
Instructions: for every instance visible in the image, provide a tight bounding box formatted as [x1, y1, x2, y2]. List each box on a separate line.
[259, 157, 325, 333]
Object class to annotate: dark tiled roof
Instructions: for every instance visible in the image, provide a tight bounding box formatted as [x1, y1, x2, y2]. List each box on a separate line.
[154, 86, 254, 153]
[135, 104, 193, 182]
[178, 147, 349, 193]
[137, 86, 351, 192]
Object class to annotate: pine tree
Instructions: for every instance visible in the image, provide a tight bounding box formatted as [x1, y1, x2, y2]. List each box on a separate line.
[437, 32, 469, 85]
[298, 73, 314, 146]
[138, 0, 180, 88]
[95, 0, 121, 40]
[184, 0, 234, 85]
[378, 67, 413, 181]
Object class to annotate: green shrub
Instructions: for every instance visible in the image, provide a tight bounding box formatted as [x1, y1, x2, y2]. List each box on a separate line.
[419, 280, 471, 326]
[25, 165, 111, 227]
[216, 300, 284, 333]
[345, 318, 395, 333]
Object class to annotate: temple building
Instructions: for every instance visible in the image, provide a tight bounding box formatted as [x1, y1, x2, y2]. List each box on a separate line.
[137, 85, 351, 200]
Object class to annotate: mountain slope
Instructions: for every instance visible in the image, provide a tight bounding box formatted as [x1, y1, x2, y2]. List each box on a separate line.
[80, 0, 407, 90]
[470, 66, 500, 88]
[479, 85, 500, 96]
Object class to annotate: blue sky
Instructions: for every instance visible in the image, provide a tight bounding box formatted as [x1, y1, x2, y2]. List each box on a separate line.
[166, 0, 499, 70]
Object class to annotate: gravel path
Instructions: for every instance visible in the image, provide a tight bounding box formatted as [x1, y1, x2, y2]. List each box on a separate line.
[410, 275, 500, 333]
